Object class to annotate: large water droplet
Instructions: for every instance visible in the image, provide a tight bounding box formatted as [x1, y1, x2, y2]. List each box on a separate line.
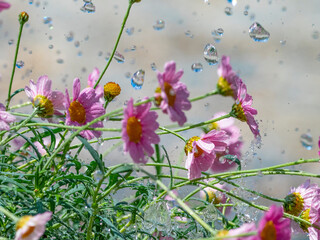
[131, 70, 145, 90]
[203, 43, 219, 65]
[300, 133, 313, 150]
[114, 51, 125, 63]
[153, 19, 165, 31]
[249, 22, 270, 42]
[16, 60, 24, 69]
[191, 62, 203, 72]
[43, 16, 52, 24]
[80, 2, 95, 13]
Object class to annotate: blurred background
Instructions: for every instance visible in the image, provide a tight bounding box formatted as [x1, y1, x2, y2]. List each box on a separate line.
[0, 0, 320, 234]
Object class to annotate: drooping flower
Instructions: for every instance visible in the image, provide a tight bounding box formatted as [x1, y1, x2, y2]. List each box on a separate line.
[25, 76, 65, 122]
[0, 1, 10, 12]
[122, 98, 160, 163]
[104, 82, 121, 102]
[0, 103, 16, 130]
[65, 78, 105, 140]
[87, 68, 104, 100]
[230, 81, 260, 138]
[258, 205, 291, 240]
[155, 61, 191, 126]
[184, 130, 228, 180]
[216, 223, 258, 240]
[216, 55, 242, 100]
[15, 212, 52, 240]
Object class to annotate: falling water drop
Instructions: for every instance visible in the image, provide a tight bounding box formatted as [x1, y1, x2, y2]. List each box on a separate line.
[56, 58, 64, 64]
[224, 7, 233, 16]
[249, 22, 270, 42]
[65, 32, 74, 42]
[300, 133, 313, 150]
[150, 62, 157, 71]
[131, 70, 145, 90]
[126, 27, 134, 36]
[16, 61, 24, 69]
[203, 43, 219, 65]
[80, 2, 96, 13]
[153, 19, 165, 31]
[191, 63, 203, 72]
[8, 39, 14, 45]
[43, 16, 52, 24]
[114, 51, 125, 63]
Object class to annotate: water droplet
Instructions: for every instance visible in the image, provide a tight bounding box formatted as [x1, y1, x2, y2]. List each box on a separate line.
[150, 62, 157, 71]
[56, 58, 64, 64]
[249, 22, 270, 42]
[93, 170, 104, 182]
[244, 10, 249, 16]
[203, 43, 219, 65]
[250, 14, 256, 21]
[43, 16, 52, 24]
[126, 27, 134, 36]
[65, 31, 74, 42]
[224, 7, 233, 16]
[280, 40, 286, 45]
[29, 0, 33, 4]
[48, 44, 54, 49]
[74, 41, 80, 47]
[131, 70, 145, 90]
[312, 31, 319, 40]
[114, 51, 125, 63]
[125, 72, 131, 78]
[80, 2, 95, 13]
[227, 0, 237, 6]
[282, 6, 287, 12]
[153, 19, 165, 31]
[8, 39, 14, 45]
[300, 133, 313, 150]
[77, 51, 82, 56]
[16, 60, 24, 69]
[185, 30, 194, 38]
[191, 62, 203, 72]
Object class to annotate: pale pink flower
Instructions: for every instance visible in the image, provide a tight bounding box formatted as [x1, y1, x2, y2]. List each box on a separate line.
[15, 212, 52, 240]
[25, 76, 65, 122]
[306, 195, 320, 240]
[155, 61, 191, 126]
[231, 81, 259, 138]
[0, 103, 15, 130]
[65, 78, 105, 140]
[122, 98, 160, 163]
[318, 136, 320, 157]
[185, 130, 228, 180]
[0, 1, 10, 12]
[217, 55, 242, 100]
[218, 223, 258, 240]
[258, 205, 291, 240]
[87, 67, 104, 100]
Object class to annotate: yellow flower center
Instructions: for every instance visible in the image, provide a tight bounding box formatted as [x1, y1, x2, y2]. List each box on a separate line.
[33, 95, 54, 118]
[184, 136, 200, 155]
[217, 76, 233, 97]
[126, 116, 142, 143]
[284, 192, 304, 216]
[164, 82, 176, 107]
[16, 216, 35, 238]
[104, 82, 121, 102]
[299, 209, 311, 232]
[202, 188, 221, 204]
[260, 220, 277, 240]
[69, 101, 86, 124]
[154, 87, 163, 106]
[231, 102, 247, 122]
[208, 122, 220, 131]
[216, 229, 229, 237]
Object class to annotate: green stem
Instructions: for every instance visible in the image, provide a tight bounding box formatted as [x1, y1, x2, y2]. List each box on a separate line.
[94, 2, 133, 88]
[190, 90, 218, 102]
[14, 108, 38, 132]
[0, 206, 19, 222]
[9, 101, 32, 110]
[6, 23, 25, 110]
[158, 126, 186, 142]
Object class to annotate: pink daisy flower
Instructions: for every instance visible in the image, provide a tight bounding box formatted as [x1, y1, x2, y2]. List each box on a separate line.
[258, 205, 291, 240]
[217, 223, 258, 240]
[0, 103, 16, 130]
[302, 195, 320, 240]
[231, 81, 260, 138]
[184, 130, 228, 180]
[87, 67, 104, 100]
[217, 55, 242, 100]
[15, 212, 52, 240]
[122, 98, 160, 164]
[25, 76, 65, 122]
[0, 1, 10, 12]
[318, 136, 320, 157]
[284, 179, 320, 216]
[65, 78, 105, 140]
[155, 61, 191, 126]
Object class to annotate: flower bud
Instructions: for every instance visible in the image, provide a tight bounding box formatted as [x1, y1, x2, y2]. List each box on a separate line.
[19, 11, 29, 25]
[103, 82, 121, 102]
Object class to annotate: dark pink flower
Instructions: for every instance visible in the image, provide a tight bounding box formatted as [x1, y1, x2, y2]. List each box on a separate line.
[155, 61, 191, 126]
[87, 67, 104, 100]
[0, 103, 15, 130]
[65, 78, 105, 140]
[217, 55, 242, 100]
[258, 205, 291, 240]
[184, 130, 228, 180]
[217, 223, 258, 240]
[318, 136, 320, 157]
[25, 76, 65, 122]
[122, 98, 160, 164]
[231, 81, 260, 138]
[15, 212, 52, 240]
[0, 1, 10, 12]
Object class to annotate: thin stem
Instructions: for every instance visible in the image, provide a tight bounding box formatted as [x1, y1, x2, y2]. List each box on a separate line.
[94, 2, 133, 88]
[6, 23, 25, 110]
[0, 206, 19, 222]
[9, 101, 32, 110]
[190, 90, 218, 102]
[158, 126, 186, 142]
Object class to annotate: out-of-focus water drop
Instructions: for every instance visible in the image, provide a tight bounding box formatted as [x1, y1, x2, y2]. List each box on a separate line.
[56, 58, 64, 64]
[48, 44, 54, 49]
[153, 19, 165, 31]
[126, 27, 134, 36]
[114, 51, 125, 63]
[80, 2, 95, 13]
[224, 7, 233, 16]
[185, 30, 194, 38]
[131, 70, 145, 90]
[227, 0, 237, 6]
[203, 43, 219, 65]
[43, 16, 52, 24]
[8, 39, 14, 45]
[74, 41, 80, 47]
[150, 62, 157, 71]
[249, 22, 270, 42]
[65, 32, 74, 42]
[312, 31, 319, 40]
[93, 170, 103, 182]
[300, 133, 313, 150]
[191, 63, 203, 72]
[16, 61, 24, 69]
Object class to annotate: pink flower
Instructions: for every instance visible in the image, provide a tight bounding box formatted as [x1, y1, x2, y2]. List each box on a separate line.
[87, 68, 104, 100]
[184, 130, 228, 180]
[217, 223, 258, 240]
[231, 81, 260, 138]
[15, 212, 52, 240]
[65, 78, 105, 140]
[122, 98, 160, 163]
[284, 179, 320, 216]
[318, 136, 320, 157]
[304, 195, 320, 240]
[258, 205, 291, 240]
[217, 55, 242, 100]
[0, 103, 15, 130]
[0, 1, 10, 12]
[155, 61, 191, 126]
[25, 76, 65, 122]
